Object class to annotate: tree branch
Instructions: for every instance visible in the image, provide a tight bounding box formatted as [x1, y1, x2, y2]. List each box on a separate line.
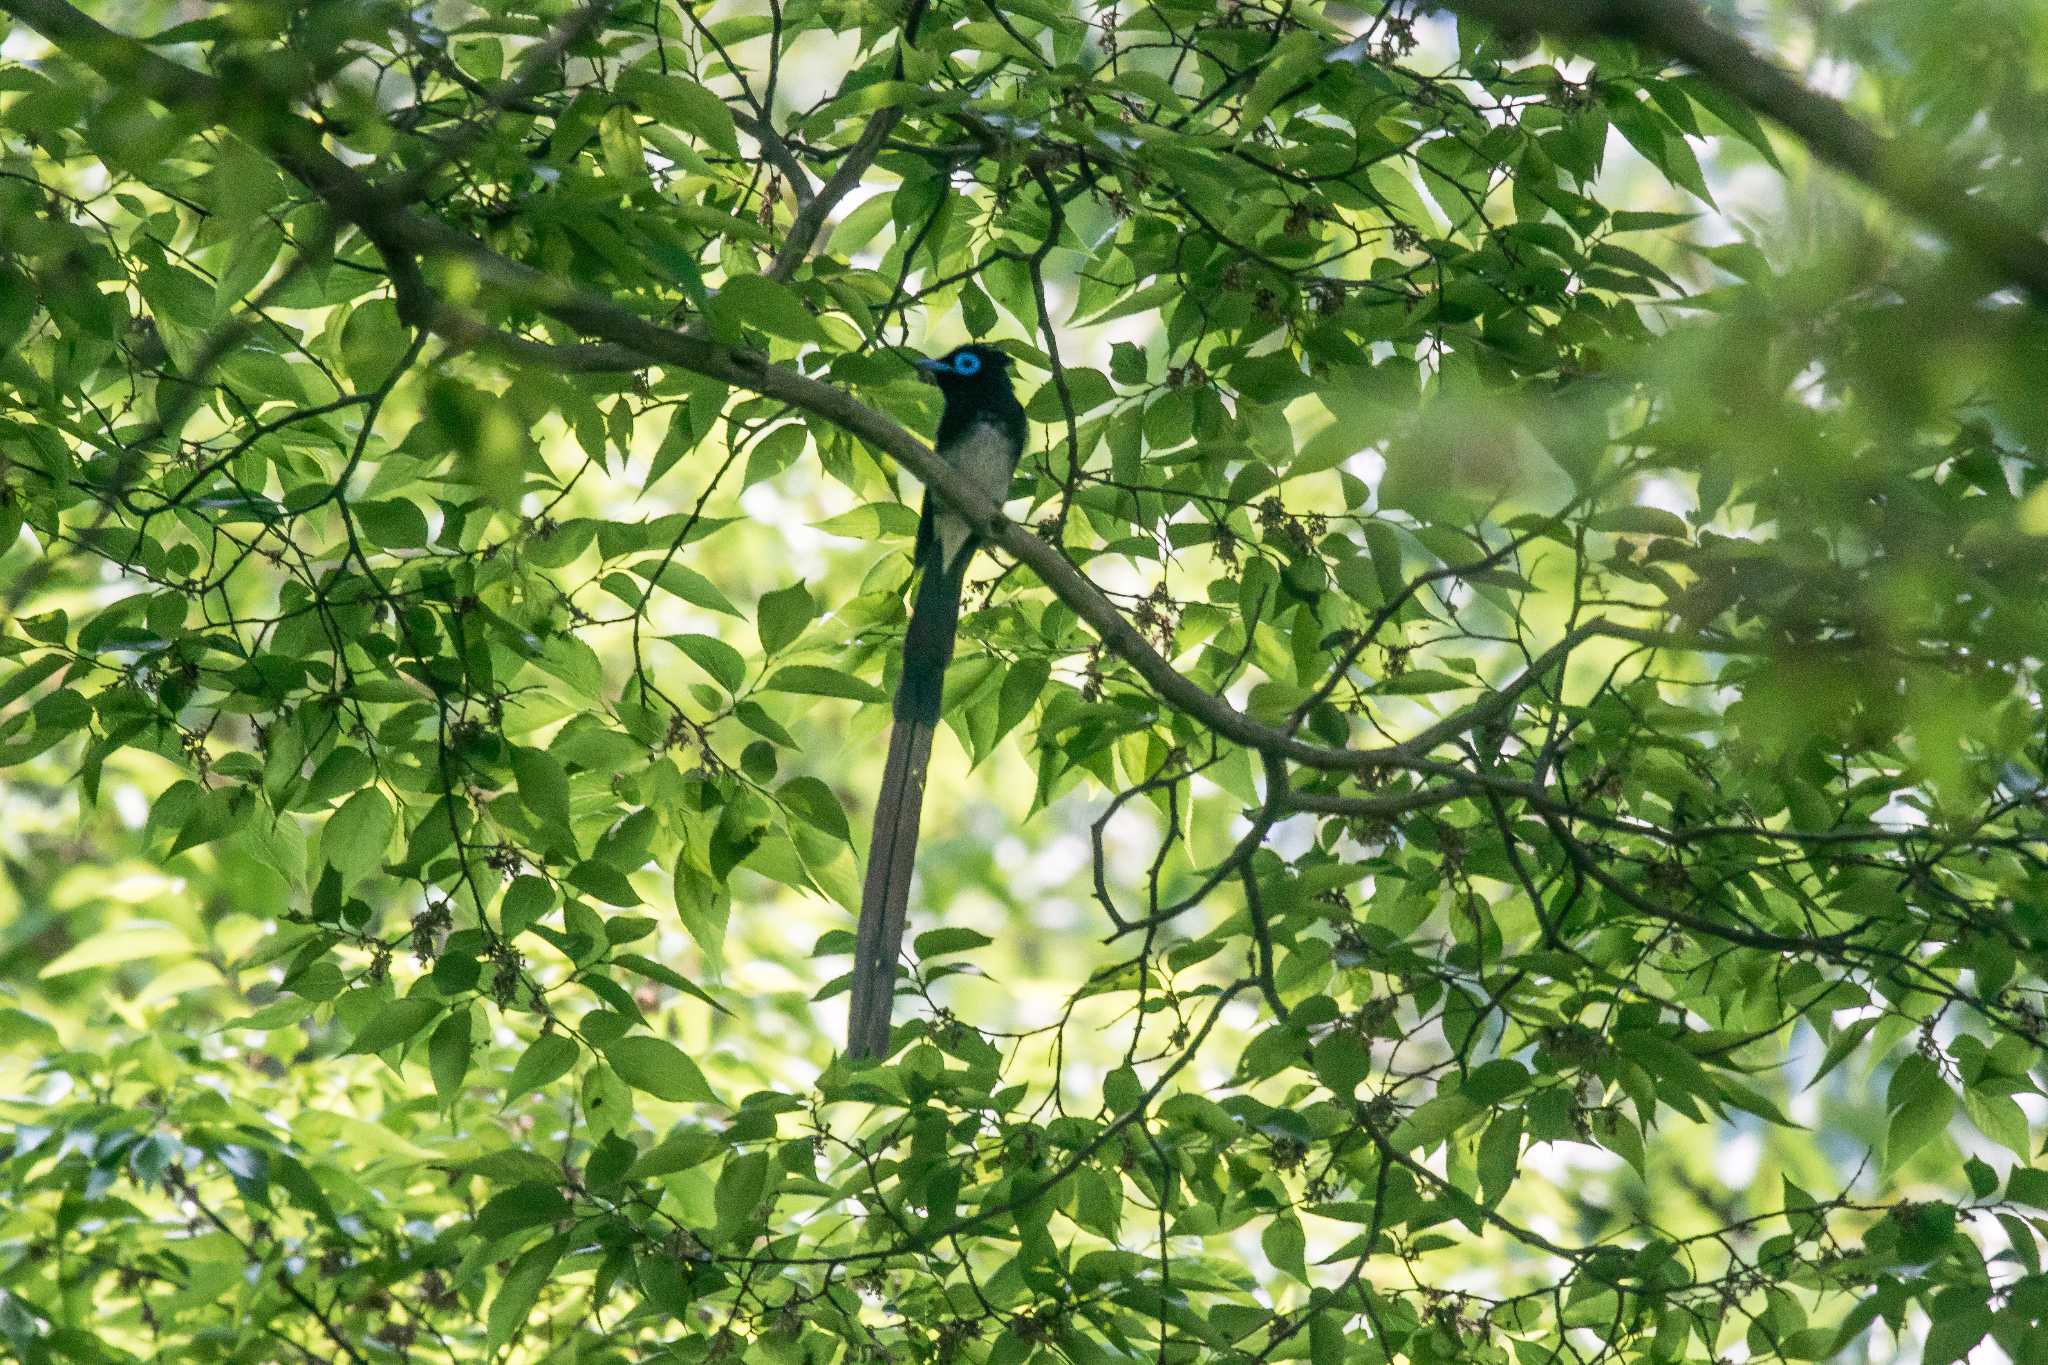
[732, 108, 819, 208]
[763, 108, 901, 283]
[1447, 0, 2048, 301]
[762, 0, 933, 282]
[674, 0, 817, 209]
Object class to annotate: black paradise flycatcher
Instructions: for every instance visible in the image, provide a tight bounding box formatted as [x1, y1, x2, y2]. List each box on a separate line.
[846, 344, 1027, 1060]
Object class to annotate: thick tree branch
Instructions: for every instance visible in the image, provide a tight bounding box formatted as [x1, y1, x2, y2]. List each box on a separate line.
[673, 1, 817, 209]
[763, 109, 902, 284]
[732, 108, 819, 208]
[1448, 0, 2048, 301]
[763, 0, 931, 282]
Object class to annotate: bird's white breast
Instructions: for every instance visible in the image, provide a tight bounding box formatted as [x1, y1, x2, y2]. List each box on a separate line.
[935, 420, 1018, 572]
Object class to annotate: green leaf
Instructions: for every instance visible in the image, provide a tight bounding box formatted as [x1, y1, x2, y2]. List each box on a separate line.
[1390, 1092, 1480, 1153]
[601, 1034, 721, 1105]
[1103, 1065, 1142, 1112]
[1262, 1212, 1308, 1283]
[345, 995, 441, 1055]
[1477, 1110, 1522, 1208]
[323, 789, 394, 882]
[584, 1063, 634, 1138]
[1592, 1109, 1647, 1177]
[756, 581, 816, 655]
[1921, 1297, 1991, 1365]
[618, 70, 740, 156]
[814, 502, 920, 540]
[1462, 1059, 1530, 1104]
[631, 559, 741, 616]
[354, 498, 429, 549]
[1375, 669, 1471, 695]
[2009, 1167, 2048, 1209]
[512, 746, 572, 833]
[1884, 1055, 1954, 1176]
[1590, 506, 1690, 538]
[914, 927, 992, 958]
[763, 665, 885, 704]
[1806, 1016, 1876, 1091]
[713, 1150, 772, 1243]
[526, 518, 599, 569]
[39, 925, 191, 977]
[667, 633, 747, 692]
[488, 1234, 566, 1350]
[0, 1008, 60, 1050]
[991, 657, 1048, 750]
[778, 774, 849, 842]
[711, 275, 829, 346]
[340, 298, 410, 389]
[0, 654, 64, 712]
[429, 1010, 472, 1104]
[1311, 1031, 1370, 1095]
[631, 1126, 723, 1179]
[1239, 31, 1323, 132]
[1073, 1167, 1121, 1237]
[638, 1252, 695, 1316]
[508, 1034, 579, 1104]
[614, 953, 726, 1013]
[675, 859, 731, 969]
[1962, 1087, 2030, 1158]
[1678, 75, 1782, 170]
[568, 860, 641, 907]
[502, 875, 557, 937]
[301, 746, 375, 806]
[1309, 1311, 1345, 1365]
[598, 105, 647, 184]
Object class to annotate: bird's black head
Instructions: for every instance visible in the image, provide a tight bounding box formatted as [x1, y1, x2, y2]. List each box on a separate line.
[914, 343, 1016, 396]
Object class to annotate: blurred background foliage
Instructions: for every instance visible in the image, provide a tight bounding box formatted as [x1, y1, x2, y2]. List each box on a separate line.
[1, 0, 2047, 1362]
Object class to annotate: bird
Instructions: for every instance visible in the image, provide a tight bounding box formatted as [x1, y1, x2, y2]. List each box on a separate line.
[845, 342, 1027, 1061]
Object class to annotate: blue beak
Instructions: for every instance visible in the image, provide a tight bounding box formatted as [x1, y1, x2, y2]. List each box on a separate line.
[913, 357, 949, 374]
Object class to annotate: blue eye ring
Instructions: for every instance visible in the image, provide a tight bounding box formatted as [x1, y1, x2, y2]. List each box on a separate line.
[952, 352, 982, 376]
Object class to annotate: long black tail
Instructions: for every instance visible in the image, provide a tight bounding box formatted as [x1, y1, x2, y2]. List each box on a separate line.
[846, 560, 966, 1059]
[894, 555, 966, 724]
